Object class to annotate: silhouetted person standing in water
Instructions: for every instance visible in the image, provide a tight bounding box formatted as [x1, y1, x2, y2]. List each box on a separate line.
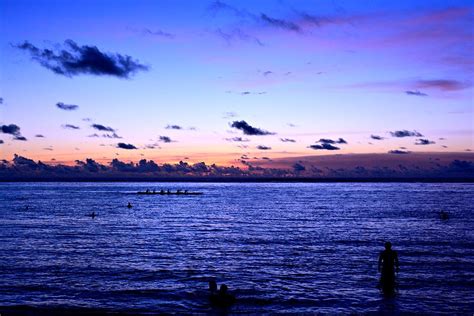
[378, 242, 399, 294]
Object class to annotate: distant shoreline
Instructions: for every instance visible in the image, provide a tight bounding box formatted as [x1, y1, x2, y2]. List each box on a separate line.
[1, 177, 473, 183]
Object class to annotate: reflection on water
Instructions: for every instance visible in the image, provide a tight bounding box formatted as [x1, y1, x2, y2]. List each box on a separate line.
[0, 182, 473, 314]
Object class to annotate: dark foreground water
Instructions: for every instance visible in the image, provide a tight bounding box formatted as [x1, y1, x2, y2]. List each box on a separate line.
[0, 182, 473, 315]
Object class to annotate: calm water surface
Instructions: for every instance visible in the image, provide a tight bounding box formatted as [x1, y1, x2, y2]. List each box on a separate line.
[0, 182, 473, 314]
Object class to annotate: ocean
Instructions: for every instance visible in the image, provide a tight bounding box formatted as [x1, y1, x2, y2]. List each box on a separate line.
[0, 182, 473, 314]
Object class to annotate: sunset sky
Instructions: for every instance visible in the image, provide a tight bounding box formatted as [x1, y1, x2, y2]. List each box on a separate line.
[0, 0, 473, 170]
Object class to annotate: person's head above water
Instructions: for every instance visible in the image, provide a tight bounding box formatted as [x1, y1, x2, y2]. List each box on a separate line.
[219, 284, 228, 294]
[384, 241, 392, 250]
[209, 280, 217, 292]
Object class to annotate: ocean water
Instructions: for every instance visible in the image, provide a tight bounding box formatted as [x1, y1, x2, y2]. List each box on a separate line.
[0, 182, 473, 314]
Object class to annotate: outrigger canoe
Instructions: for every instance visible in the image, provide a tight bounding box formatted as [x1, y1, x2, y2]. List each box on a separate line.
[137, 191, 203, 195]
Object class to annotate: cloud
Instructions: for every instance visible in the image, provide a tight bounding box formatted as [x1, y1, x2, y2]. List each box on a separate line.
[62, 124, 80, 130]
[226, 137, 250, 142]
[0, 140, 3, 144]
[215, 28, 264, 46]
[263, 70, 273, 76]
[405, 90, 428, 97]
[388, 149, 411, 154]
[390, 130, 423, 137]
[35, 134, 45, 138]
[117, 142, 137, 150]
[1, 124, 27, 140]
[15, 40, 149, 78]
[165, 124, 182, 130]
[414, 79, 470, 91]
[318, 138, 347, 144]
[0, 97, 3, 104]
[280, 138, 296, 142]
[257, 145, 271, 150]
[139, 28, 175, 39]
[1, 124, 21, 136]
[308, 143, 340, 150]
[370, 135, 384, 140]
[230, 120, 275, 135]
[56, 102, 79, 110]
[260, 14, 301, 32]
[223, 111, 237, 119]
[415, 138, 436, 145]
[158, 136, 173, 143]
[91, 124, 115, 132]
[103, 133, 122, 139]
[293, 162, 305, 172]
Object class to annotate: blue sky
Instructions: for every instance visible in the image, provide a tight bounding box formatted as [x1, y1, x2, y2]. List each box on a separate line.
[0, 0, 472, 168]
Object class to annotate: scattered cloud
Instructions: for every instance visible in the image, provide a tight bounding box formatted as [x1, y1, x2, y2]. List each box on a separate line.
[0, 140, 3, 144]
[215, 28, 264, 46]
[414, 79, 470, 91]
[15, 40, 149, 78]
[370, 135, 384, 140]
[230, 120, 275, 135]
[136, 27, 175, 39]
[62, 124, 80, 130]
[117, 142, 137, 150]
[405, 90, 428, 97]
[308, 143, 340, 150]
[390, 130, 423, 137]
[263, 70, 273, 76]
[226, 137, 250, 142]
[158, 136, 173, 143]
[280, 138, 296, 143]
[260, 13, 301, 32]
[35, 134, 45, 138]
[318, 138, 347, 144]
[388, 149, 411, 154]
[165, 124, 182, 130]
[415, 138, 435, 145]
[91, 124, 115, 132]
[257, 145, 271, 150]
[56, 102, 79, 111]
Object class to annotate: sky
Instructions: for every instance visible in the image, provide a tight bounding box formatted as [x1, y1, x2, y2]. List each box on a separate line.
[0, 0, 473, 177]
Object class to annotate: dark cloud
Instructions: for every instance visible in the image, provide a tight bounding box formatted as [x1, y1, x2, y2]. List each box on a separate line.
[390, 130, 423, 137]
[62, 124, 80, 130]
[308, 143, 340, 150]
[35, 134, 45, 138]
[260, 14, 301, 32]
[0, 140, 3, 144]
[230, 120, 275, 135]
[158, 136, 173, 143]
[1, 124, 21, 136]
[1, 124, 27, 140]
[318, 138, 347, 144]
[0, 97, 3, 104]
[15, 40, 148, 78]
[263, 70, 273, 76]
[280, 138, 296, 142]
[165, 124, 182, 130]
[405, 90, 428, 97]
[226, 137, 250, 142]
[56, 102, 79, 111]
[91, 124, 115, 132]
[256, 145, 271, 150]
[370, 135, 384, 140]
[415, 138, 435, 145]
[117, 142, 137, 150]
[388, 150, 411, 154]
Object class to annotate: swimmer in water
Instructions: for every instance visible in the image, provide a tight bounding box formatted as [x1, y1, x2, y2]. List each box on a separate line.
[127, 202, 132, 208]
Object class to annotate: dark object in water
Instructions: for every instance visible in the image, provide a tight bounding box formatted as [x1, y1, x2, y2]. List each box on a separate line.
[127, 202, 132, 208]
[439, 210, 449, 220]
[137, 191, 202, 195]
[209, 283, 236, 307]
[378, 241, 399, 296]
[88, 212, 96, 219]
